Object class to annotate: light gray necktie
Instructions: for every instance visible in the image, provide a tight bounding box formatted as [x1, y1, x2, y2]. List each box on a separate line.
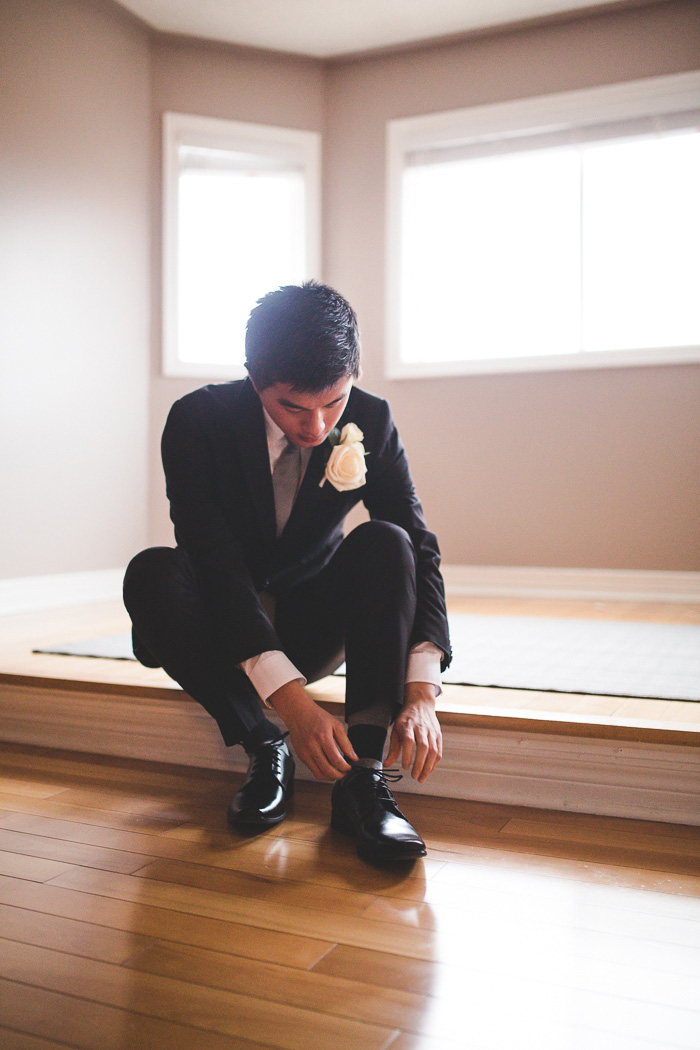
[272, 439, 303, 537]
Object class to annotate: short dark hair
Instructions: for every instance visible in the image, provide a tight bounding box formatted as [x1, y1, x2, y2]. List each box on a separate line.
[245, 281, 361, 392]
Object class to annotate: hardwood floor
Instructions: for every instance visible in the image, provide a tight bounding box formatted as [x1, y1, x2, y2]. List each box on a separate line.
[0, 594, 698, 1046]
[0, 742, 698, 1049]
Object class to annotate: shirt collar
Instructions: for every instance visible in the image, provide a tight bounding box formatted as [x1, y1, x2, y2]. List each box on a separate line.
[262, 407, 292, 470]
[262, 406, 317, 479]
[262, 406, 286, 444]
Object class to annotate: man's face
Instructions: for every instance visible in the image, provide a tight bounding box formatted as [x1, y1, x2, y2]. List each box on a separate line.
[254, 377, 352, 448]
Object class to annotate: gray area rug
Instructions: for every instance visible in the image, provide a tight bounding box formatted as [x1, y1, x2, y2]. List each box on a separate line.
[34, 614, 700, 702]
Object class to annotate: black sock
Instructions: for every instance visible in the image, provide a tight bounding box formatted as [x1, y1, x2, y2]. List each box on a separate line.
[347, 724, 388, 763]
[241, 720, 284, 753]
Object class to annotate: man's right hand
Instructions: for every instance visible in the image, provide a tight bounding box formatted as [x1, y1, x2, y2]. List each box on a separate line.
[269, 681, 357, 781]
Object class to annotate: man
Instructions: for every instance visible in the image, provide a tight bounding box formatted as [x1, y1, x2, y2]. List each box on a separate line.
[124, 282, 451, 862]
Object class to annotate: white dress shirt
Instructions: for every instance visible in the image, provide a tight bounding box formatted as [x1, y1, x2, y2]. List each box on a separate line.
[240, 409, 443, 703]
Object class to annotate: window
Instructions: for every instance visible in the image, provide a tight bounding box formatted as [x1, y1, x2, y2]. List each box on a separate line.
[163, 113, 320, 379]
[386, 72, 700, 377]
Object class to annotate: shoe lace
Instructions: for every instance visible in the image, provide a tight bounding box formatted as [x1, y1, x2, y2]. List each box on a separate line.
[376, 767, 403, 784]
[349, 763, 402, 782]
[250, 734, 289, 779]
[349, 764, 403, 812]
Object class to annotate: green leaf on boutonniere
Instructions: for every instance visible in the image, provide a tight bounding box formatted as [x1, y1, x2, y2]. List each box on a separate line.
[323, 427, 341, 465]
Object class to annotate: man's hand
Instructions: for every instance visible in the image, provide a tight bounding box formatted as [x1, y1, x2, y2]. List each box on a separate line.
[269, 680, 358, 781]
[385, 682, 442, 784]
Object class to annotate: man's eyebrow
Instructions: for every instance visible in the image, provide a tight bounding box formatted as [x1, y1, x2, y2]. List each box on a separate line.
[279, 394, 347, 409]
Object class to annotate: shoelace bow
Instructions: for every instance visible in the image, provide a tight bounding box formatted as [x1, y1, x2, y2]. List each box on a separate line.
[349, 764, 403, 812]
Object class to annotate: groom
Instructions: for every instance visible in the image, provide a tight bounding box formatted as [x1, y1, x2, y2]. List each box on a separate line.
[123, 281, 451, 862]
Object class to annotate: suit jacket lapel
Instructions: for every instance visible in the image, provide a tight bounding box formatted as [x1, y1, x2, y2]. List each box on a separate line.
[232, 383, 357, 549]
[282, 397, 356, 539]
[230, 379, 277, 548]
[301, 442, 328, 491]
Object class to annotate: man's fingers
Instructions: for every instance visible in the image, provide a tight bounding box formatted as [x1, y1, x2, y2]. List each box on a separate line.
[304, 743, 343, 781]
[287, 706, 357, 781]
[323, 745, 351, 778]
[419, 732, 443, 783]
[322, 724, 354, 776]
[401, 731, 416, 772]
[332, 722, 358, 765]
[287, 730, 340, 781]
[307, 722, 354, 780]
[385, 726, 401, 767]
[416, 745, 438, 783]
[389, 720, 416, 772]
[384, 709, 444, 782]
[411, 734, 430, 781]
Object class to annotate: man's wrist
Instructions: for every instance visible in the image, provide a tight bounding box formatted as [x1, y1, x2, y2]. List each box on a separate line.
[403, 681, 438, 705]
[269, 679, 311, 717]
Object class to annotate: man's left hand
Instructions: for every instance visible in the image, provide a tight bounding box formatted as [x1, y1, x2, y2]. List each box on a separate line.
[385, 683, 442, 783]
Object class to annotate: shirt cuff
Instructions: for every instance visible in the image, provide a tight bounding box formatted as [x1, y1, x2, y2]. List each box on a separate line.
[240, 650, 307, 707]
[406, 642, 443, 697]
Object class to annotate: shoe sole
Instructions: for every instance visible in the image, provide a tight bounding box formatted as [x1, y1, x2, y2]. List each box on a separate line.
[228, 781, 294, 829]
[227, 802, 287, 827]
[228, 810, 287, 829]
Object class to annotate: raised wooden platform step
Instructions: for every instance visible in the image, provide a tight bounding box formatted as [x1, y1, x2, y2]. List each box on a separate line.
[0, 595, 698, 827]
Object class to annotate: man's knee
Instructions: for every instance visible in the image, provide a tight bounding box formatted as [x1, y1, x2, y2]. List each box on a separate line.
[346, 520, 415, 571]
[123, 546, 183, 606]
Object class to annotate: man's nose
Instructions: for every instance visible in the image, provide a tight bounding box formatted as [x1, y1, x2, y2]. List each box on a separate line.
[307, 412, 325, 436]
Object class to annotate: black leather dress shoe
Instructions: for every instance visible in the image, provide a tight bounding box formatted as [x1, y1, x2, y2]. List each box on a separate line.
[227, 737, 295, 829]
[330, 765, 427, 861]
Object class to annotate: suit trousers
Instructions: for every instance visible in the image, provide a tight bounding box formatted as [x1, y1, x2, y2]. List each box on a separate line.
[123, 521, 418, 748]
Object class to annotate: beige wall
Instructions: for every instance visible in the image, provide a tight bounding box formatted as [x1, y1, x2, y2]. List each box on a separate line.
[147, 36, 326, 547]
[0, 0, 151, 577]
[323, 0, 700, 570]
[3, 0, 698, 578]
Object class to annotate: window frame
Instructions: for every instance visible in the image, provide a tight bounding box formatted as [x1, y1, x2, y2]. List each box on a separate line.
[385, 71, 700, 379]
[162, 111, 321, 380]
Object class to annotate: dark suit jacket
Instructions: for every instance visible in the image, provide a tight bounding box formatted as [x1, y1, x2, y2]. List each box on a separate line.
[161, 377, 451, 670]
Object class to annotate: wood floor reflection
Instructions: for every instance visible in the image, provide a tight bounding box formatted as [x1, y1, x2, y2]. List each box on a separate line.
[0, 742, 698, 1049]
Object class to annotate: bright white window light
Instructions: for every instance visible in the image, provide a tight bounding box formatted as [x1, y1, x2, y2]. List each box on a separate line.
[387, 73, 700, 376]
[400, 147, 581, 363]
[582, 131, 700, 353]
[177, 166, 304, 368]
[163, 114, 320, 379]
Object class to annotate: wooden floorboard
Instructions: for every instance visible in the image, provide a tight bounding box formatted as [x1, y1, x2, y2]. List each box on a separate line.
[0, 744, 698, 1049]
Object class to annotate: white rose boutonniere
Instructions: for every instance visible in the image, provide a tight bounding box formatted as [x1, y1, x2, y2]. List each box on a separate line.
[320, 422, 367, 492]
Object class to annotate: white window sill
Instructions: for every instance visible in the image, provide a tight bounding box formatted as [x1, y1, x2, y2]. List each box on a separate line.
[386, 344, 700, 380]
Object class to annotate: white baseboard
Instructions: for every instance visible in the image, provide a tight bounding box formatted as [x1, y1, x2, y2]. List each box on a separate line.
[442, 565, 700, 603]
[0, 569, 125, 615]
[1, 682, 697, 826]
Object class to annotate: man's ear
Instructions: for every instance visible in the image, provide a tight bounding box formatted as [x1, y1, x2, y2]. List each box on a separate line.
[245, 363, 257, 394]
